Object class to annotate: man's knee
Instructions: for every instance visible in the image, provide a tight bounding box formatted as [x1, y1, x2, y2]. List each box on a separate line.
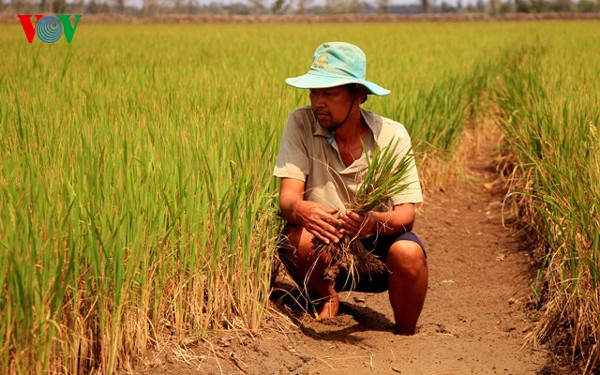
[280, 224, 308, 247]
[387, 240, 427, 279]
[278, 224, 314, 261]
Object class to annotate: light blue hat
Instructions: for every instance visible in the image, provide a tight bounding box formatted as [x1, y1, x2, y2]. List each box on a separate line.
[285, 42, 390, 96]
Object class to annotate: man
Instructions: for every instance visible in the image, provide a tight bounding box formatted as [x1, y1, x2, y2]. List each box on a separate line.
[274, 42, 428, 335]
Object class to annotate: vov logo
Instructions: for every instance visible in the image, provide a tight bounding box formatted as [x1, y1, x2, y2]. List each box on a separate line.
[17, 14, 82, 44]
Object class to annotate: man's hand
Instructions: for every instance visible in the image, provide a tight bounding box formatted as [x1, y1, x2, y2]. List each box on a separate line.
[339, 210, 377, 238]
[280, 178, 343, 244]
[292, 201, 341, 244]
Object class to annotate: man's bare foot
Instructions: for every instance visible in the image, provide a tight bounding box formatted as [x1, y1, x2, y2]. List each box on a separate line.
[394, 325, 416, 335]
[316, 292, 340, 319]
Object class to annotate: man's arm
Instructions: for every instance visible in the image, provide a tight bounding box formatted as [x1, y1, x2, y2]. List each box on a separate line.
[279, 178, 342, 244]
[339, 203, 416, 238]
[371, 203, 415, 234]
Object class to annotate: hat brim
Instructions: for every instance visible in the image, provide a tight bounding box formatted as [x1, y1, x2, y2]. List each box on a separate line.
[285, 73, 390, 96]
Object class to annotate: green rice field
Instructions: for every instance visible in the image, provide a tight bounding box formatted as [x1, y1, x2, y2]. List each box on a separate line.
[0, 21, 598, 373]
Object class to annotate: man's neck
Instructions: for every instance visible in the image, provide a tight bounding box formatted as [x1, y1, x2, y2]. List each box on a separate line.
[334, 109, 367, 145]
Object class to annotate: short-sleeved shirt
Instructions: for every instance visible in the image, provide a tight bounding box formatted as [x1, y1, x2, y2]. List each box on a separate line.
[273, 106, 423, 212]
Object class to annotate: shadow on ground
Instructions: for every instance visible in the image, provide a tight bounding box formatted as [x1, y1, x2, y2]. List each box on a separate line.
[270, 279, 395, 345]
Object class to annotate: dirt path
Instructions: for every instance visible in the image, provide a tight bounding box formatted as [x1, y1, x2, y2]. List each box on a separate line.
[144, 131, 551, 374]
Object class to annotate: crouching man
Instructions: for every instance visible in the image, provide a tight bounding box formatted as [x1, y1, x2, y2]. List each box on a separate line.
[273, 42, 428, 335]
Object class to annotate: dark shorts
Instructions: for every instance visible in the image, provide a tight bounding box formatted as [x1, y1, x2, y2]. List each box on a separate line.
[334, 231, 427, 293]
[278, 229, 426, 294]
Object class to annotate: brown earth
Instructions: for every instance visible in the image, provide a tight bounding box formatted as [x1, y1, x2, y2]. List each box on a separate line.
[140, 129, 561, 374]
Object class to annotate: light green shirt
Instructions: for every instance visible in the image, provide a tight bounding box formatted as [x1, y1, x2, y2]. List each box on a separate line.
[274, 106, 424, 211]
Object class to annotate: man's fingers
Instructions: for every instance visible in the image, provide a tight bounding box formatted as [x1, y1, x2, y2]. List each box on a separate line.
[317, 208, 339, 224]
[319, 220, 340, 238]
[307, 221, 340, 244]
[339, 211, 375, 238]
[310, 206, 339, 227]
[313, 231, 331, 244]
[324, 207, 340, 215]
[340, 222, 360, 236]
[346, 216, 362, 227]
[312, 228, 339, 244]
[322, 214, 340, 227]
[340, 214, 361, 230]
[345, 210, 365, 222]
[341, 218, 359, 230]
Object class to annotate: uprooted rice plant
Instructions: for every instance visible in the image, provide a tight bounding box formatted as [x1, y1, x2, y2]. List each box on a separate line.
[0, 21, 598, 373]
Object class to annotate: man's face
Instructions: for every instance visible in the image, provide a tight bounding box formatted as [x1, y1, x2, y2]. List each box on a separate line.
[309, 85, 357, 130]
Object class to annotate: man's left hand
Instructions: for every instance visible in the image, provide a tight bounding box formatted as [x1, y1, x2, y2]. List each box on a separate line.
[339, 210, 376, 238]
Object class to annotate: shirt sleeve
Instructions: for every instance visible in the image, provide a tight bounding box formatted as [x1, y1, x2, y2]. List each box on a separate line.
[389, 131, 424, 206]
[273, 110, 311, 182]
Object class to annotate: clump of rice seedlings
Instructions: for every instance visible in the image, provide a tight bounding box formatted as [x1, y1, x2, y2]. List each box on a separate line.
[312, 139, 414, 284]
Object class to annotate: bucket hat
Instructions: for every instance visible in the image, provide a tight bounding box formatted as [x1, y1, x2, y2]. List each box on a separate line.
[285, 42, 390, 96]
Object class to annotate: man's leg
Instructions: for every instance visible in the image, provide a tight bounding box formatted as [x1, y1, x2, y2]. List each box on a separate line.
[387, 240, 428, 335]
[279, 224, 339, 318]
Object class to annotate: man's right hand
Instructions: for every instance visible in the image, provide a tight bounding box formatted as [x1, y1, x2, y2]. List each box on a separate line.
[291, 201, 341, 244]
